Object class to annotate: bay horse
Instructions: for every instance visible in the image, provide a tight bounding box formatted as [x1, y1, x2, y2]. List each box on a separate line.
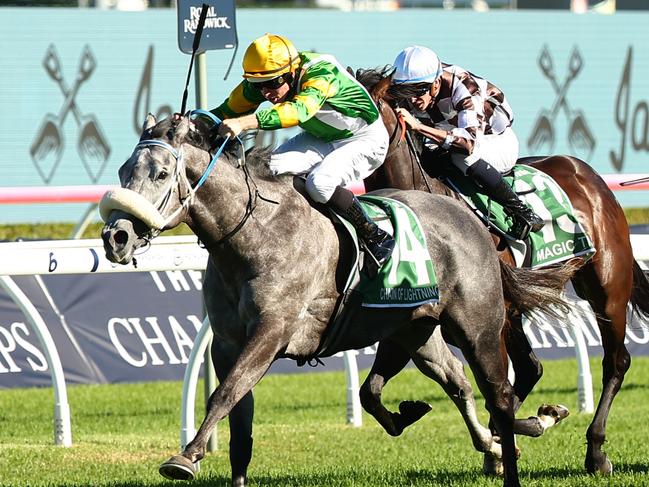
[357, 68, 649, 476]
[100, 113, 574, 487]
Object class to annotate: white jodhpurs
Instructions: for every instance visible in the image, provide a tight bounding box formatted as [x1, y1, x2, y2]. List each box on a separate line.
[268, 119, 389, 203]
[450, 127, 519, 175]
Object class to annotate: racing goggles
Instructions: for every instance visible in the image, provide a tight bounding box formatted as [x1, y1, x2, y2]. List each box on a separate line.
[411, 84, 432, 97]
[254, 74, 291, 91]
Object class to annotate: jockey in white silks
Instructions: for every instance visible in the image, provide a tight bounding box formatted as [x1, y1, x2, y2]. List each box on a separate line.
[389, 45, 544, 240]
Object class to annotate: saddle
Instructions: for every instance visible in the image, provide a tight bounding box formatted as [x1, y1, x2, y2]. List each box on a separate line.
[317, 194, 440, 357]
[441, 163, 596, 268]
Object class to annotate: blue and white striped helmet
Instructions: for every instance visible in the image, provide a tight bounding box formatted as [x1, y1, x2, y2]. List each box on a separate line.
[392, 46, 442, 85]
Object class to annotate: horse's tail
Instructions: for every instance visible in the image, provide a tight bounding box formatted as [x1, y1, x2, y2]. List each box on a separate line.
[499, 259, 580, 318]
[631, 261, 649, 319]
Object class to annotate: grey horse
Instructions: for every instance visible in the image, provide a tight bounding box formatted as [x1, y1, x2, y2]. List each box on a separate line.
[100, 114, 573, 487]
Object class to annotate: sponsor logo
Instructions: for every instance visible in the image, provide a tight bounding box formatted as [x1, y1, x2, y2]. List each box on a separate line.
[528, 45, 595, 161]
[30, 44, 111, 183]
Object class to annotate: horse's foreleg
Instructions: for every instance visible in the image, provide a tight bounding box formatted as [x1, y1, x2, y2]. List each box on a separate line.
[360, 339, 430, 436]
[211, 341, 254, 487]
[227, 392, 254, 487]
[160, 325, 286, 482]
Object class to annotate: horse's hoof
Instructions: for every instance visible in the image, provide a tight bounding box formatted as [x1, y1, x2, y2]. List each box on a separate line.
[482, 453, 504, 477]
[586, 456, 613, 475]
[159, 455, 197, 480]
[397, 400, 432, 426]
[232, 475, 248, 487]
[537, 403, 570, 424]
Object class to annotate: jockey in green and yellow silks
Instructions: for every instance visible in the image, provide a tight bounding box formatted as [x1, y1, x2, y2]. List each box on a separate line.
[212, 34, 394, 269]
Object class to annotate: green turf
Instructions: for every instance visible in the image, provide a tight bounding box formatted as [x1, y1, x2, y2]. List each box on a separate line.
[1, 356, 648, 486]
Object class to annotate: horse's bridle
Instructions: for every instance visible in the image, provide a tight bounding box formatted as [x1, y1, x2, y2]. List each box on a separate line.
[132, 111, 278, 247]
[132, 128, 231, 241]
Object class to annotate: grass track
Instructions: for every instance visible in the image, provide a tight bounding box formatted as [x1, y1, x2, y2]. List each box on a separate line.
[1, 357, 648, 486]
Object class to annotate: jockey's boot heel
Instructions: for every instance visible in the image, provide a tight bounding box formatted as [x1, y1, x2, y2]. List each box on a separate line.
[467, 159, 545, 240]
[327, 187, 395, 268]
[349, 207, 395, 268]
[509, 205, 545, 240]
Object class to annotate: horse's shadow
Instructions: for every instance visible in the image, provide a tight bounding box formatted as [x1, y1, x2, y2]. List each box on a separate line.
[526, 461, 649, 480]
[45, 460, 648, 486]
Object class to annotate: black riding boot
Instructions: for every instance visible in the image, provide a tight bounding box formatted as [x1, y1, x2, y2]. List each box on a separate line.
[467, 159, 545, 240]
[327, 186, 395, 268]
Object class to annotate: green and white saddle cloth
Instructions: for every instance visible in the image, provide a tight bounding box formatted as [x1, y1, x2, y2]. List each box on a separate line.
[444, 164, 596, 268]
[335, 195, 439, 308]
[316, 195, 438, 357]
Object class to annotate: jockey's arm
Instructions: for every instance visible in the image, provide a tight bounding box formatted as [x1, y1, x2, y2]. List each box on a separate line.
[219, 81, 331, 138]
[218, 114, 259, 138]
[256, 73, 336, 130]
[396, 98, 481, 155]
[211, 81, 265, 121]
[395, 107, 455, 149]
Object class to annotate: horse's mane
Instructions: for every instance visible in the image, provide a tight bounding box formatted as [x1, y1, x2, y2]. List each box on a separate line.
[355, 65, 394, 91]
[355, 65, 430, 104]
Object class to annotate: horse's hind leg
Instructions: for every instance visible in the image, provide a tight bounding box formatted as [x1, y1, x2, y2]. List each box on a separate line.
[362, 327, 500, 458]
[482, 316, 569, 477]
[506, 316, 542, 413]
[444, 310, 519, 486]
[360, 339, 432, 436]
[572, 262, 632, 475]
[404, 327, 501, 459]
[505, 317, 569, 437]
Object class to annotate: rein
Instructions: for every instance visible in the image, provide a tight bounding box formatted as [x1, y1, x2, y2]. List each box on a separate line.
[402, 127, 433, 194]
[387, 100, 434, 194]
[208, 163, 258, 248]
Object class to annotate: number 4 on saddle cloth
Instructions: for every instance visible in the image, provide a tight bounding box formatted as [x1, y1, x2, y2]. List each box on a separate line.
[316, 195, 440, 357]
[444, 164, 596, 269]
[333, 195, 440, 308]
[310, 195, 439, 357]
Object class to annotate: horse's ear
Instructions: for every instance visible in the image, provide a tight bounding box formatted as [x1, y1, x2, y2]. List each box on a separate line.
[372, 76, 392, 102]
[142, 113, 156, 133]
[173, 116, 191, 144]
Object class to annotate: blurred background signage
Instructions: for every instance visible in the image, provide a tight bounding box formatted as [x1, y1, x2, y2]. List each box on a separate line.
[177, 0, 237, 54]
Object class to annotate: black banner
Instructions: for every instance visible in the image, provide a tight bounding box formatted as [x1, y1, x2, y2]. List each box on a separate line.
[1, 268, 648, 389]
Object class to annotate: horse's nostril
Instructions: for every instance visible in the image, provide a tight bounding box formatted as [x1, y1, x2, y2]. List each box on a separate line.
[114, 229, 129, 246]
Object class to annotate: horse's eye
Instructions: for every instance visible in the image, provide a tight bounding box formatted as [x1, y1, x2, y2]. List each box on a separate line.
[157, 170, 168, 181]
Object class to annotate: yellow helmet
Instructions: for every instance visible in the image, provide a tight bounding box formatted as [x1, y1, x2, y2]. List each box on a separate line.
[242, 34, 300, 81]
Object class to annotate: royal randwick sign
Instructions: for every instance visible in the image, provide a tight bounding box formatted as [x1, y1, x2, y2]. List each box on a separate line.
[177, 0, 237, 54]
